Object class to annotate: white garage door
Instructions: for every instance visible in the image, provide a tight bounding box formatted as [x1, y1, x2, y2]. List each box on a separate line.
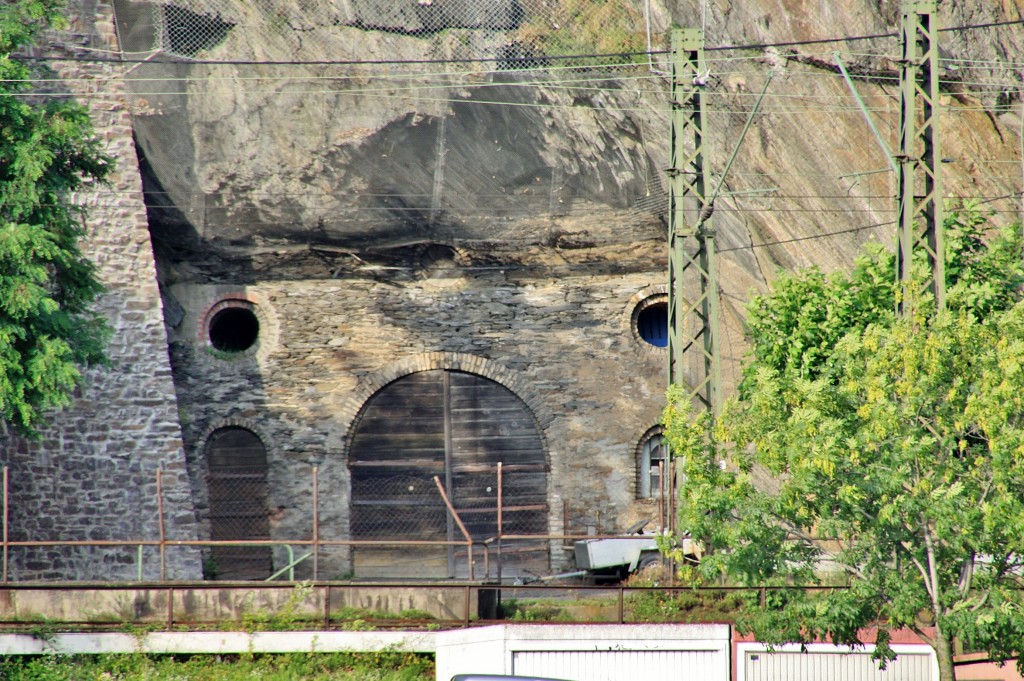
[744, 650, 934, 681]
[512, 649, 728, 681]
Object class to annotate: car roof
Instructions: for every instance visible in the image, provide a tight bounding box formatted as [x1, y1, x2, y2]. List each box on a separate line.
[451, 676, 574, 681]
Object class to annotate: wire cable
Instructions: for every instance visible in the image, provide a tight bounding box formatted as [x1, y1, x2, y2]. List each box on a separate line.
[14, 16, 1022, 70]
[718, 220, 897, 253]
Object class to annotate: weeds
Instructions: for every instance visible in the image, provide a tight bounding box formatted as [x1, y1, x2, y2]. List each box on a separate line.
[238, 581, 318, 632]
[0, 652, 435, 680]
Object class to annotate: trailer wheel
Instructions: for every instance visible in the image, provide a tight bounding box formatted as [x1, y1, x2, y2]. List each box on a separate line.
[637, 553, 661, 572]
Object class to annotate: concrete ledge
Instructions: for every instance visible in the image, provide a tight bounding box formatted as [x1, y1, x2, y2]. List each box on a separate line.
[0, 583, 476, 624]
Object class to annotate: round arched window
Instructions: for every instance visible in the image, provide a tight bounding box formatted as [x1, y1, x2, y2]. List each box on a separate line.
[206, 301, 260, 353]
[632, 295, 668, 348]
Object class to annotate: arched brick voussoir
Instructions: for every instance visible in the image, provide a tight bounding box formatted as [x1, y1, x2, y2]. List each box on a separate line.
[338, 351, 554, 441]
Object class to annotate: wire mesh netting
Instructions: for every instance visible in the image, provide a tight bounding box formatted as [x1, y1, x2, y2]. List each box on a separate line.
[204, 468, 274, 580]
[1, 465, 562, 581]
[29, 3, 1024, 582]
[0, 465, 200, 582]
[349, 472, 549, 579]
[347, 474, 456, 579]
[115, 0, 665, 69]
[350, 474, 448, 541]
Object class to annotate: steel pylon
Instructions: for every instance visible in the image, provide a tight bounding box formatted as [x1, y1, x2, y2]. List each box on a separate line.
[897, 0, 945, 312]
[668, 28, 720, 414]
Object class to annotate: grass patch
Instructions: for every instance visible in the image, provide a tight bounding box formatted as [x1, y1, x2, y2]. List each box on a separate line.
[500, 566, 754, 624]
[501, 599, 575, 622]
[502, 589, 750, 624]
[624, 587, 752, 623]
[0, 651, 434, 680]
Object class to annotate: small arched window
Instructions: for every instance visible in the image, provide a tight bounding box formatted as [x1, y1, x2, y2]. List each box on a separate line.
[205, 427, 272, 580]
[636, 427, 667, 500]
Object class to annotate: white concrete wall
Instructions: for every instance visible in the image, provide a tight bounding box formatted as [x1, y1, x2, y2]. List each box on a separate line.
[0, 631, 435, 656]
[435, 624, 731, 681]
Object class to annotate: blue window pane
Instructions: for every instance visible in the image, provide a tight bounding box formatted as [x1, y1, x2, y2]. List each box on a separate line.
[637, 304, 668, 347]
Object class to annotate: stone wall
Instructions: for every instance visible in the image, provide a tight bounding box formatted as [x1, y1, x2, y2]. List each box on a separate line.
[167, 241, 670, 577]
[0, 1, 201, 581]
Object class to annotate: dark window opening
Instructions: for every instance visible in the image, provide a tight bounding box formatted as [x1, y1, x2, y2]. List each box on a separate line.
[419, 243, 459, 278]
[205, 427, 272, 580]
[208, 306, 259, 353]
[163, 5, 234, 58]
[637, 302, 668, 347]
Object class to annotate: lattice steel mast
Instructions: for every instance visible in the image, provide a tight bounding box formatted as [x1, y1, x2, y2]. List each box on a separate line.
[897, 0, 944, 312]
[665, 28, 718, 535]
[668, 28, 719, 413]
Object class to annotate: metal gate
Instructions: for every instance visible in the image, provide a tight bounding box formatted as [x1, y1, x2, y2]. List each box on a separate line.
[348, 370, 548, 578]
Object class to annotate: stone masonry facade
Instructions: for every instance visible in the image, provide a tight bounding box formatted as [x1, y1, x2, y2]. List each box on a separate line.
[0, 1, 201, 581]
[167, 256, 670, 578]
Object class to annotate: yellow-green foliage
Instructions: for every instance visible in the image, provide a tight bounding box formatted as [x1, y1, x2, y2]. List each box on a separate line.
[516, 0, 646, 61]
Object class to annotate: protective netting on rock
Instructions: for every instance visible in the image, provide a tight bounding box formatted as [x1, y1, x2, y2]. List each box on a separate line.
[115, 0, 666, 69]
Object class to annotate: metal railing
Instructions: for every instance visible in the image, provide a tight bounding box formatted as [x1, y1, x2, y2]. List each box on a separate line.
[0, 465, 652, 583]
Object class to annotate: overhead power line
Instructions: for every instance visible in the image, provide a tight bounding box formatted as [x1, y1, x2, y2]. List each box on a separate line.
[16, 18, 1022, 67]
[718, 220, 898, 253]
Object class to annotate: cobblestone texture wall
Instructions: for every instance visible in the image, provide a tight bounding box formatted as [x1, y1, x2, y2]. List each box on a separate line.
[168, 249, 670, 577]
[0, 1, 201, 581]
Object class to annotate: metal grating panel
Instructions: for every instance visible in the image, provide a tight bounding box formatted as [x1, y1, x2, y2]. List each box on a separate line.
[205, 427, 273, 580]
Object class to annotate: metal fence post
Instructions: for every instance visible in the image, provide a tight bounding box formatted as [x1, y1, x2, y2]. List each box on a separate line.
[313, 466, 320, 580]
[2, 466, 8, 583]
[157, 468, 166, 580]
[433, 476, 474, 580]
[166, 585, 174, 630]
[323, 583, 331, 628]
[497, 462, 503, 584]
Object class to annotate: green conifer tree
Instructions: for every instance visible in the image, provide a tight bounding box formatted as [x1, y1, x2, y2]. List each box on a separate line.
[0, 0, 111, 435]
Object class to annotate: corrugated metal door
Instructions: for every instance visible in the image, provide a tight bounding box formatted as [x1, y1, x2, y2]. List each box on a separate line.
[349, 370, 548, 578]
[512, 649, 727, 681]
[744, 650, 934, 681]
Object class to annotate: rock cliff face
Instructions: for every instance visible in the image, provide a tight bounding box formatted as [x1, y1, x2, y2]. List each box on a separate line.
[124, 0, 1023, 386]
[115, 0, 1023, 578]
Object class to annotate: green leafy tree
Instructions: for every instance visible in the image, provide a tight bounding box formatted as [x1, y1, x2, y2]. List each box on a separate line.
[663, 208, 1024, 681]
[0, 0, 111, 435]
